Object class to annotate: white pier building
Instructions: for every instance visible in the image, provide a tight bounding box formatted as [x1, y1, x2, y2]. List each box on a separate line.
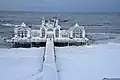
[6, 18, 89, 47]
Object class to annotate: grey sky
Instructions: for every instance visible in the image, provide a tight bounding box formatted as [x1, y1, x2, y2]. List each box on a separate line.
[0, 0, 120, 12]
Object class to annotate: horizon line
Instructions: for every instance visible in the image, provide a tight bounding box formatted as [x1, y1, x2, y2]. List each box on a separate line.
[0, 10, 120, 13]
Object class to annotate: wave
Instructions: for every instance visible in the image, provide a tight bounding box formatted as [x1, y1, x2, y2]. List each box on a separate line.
[1, 23, 15, 26]
[0, 20, 14, 23]
[0, 36, 8, 41]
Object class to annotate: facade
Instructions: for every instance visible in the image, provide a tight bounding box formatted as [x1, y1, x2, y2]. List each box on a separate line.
[7, 18, 89, 47]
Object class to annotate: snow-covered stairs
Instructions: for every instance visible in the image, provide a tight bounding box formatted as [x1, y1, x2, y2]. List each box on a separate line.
[43, 39, 58, 80]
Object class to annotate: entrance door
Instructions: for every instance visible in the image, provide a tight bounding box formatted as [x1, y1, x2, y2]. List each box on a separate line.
[47, 34, 54, 38]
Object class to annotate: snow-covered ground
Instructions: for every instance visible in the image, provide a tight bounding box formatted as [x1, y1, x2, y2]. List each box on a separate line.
[56, 43, 120, 80]
[0, 48, 44, 80]
[1, 43, 120, 80]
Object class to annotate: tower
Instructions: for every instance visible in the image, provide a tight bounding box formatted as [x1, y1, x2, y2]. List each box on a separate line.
[55, 19, 59, 26]
[42, 17, 45, 26]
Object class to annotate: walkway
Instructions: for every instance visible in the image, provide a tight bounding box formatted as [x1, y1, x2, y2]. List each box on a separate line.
[43, 38, 58, 80]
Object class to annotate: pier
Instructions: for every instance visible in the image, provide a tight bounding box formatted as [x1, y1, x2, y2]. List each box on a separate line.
[6, 18, 89, 47]
[5, 17, 89, 80]
[42, 38, 58, 80]
[28, 38, 58, 80]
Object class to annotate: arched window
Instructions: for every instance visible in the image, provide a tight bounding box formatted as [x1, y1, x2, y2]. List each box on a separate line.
[55, 29, 59, 38]
[73, 27, 82, 38]
[47, 29, 53, 31]
[41, 28, 45, 38]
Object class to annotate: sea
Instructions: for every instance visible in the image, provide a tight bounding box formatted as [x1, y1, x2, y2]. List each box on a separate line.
[0, 11, 120, 48]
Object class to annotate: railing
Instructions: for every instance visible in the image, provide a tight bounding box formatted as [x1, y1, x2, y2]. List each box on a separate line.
[53, 40, 56, 62]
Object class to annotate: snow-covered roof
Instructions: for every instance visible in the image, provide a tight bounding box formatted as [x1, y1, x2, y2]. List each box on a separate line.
[69, 23, 85, 31]
[15, 22, 31, 30]
[60, 30, 69, 35]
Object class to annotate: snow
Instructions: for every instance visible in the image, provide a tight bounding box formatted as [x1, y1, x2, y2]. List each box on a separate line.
[0, 48, 44, 80]
[43, 39, 58, 80]
[56, 43, 120, 80]
[1, 42, 120, 80]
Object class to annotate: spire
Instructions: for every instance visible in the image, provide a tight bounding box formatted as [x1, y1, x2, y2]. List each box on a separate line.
[55, 19, 59, 26]
[42, 17, 45, 25]
[21, 22, 26, 27]
[42, 17, 44, 20]
[74, 23, 79, 27]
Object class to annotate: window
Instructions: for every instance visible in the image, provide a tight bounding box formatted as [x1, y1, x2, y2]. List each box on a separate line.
[21, 31, 24, 38]
[24, 31, 28, 37]
[17, 29, 28, 38]
[73, 27, 82, 38]
[47, 29, 53, 31]
[62, 34, 68, 38]
[32, 32, 40, 37]
[41, 28, 45, 38]
[17, 31, 20, 37]
[47, 35, 53, 38]
[55, 29, 59, 38]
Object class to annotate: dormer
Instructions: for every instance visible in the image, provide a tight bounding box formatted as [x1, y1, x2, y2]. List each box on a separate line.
[14, 23, 31, 38]
[69, 23, 85, 38]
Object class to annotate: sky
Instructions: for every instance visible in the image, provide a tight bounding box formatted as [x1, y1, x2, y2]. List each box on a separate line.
[0, 0, 120, 12]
